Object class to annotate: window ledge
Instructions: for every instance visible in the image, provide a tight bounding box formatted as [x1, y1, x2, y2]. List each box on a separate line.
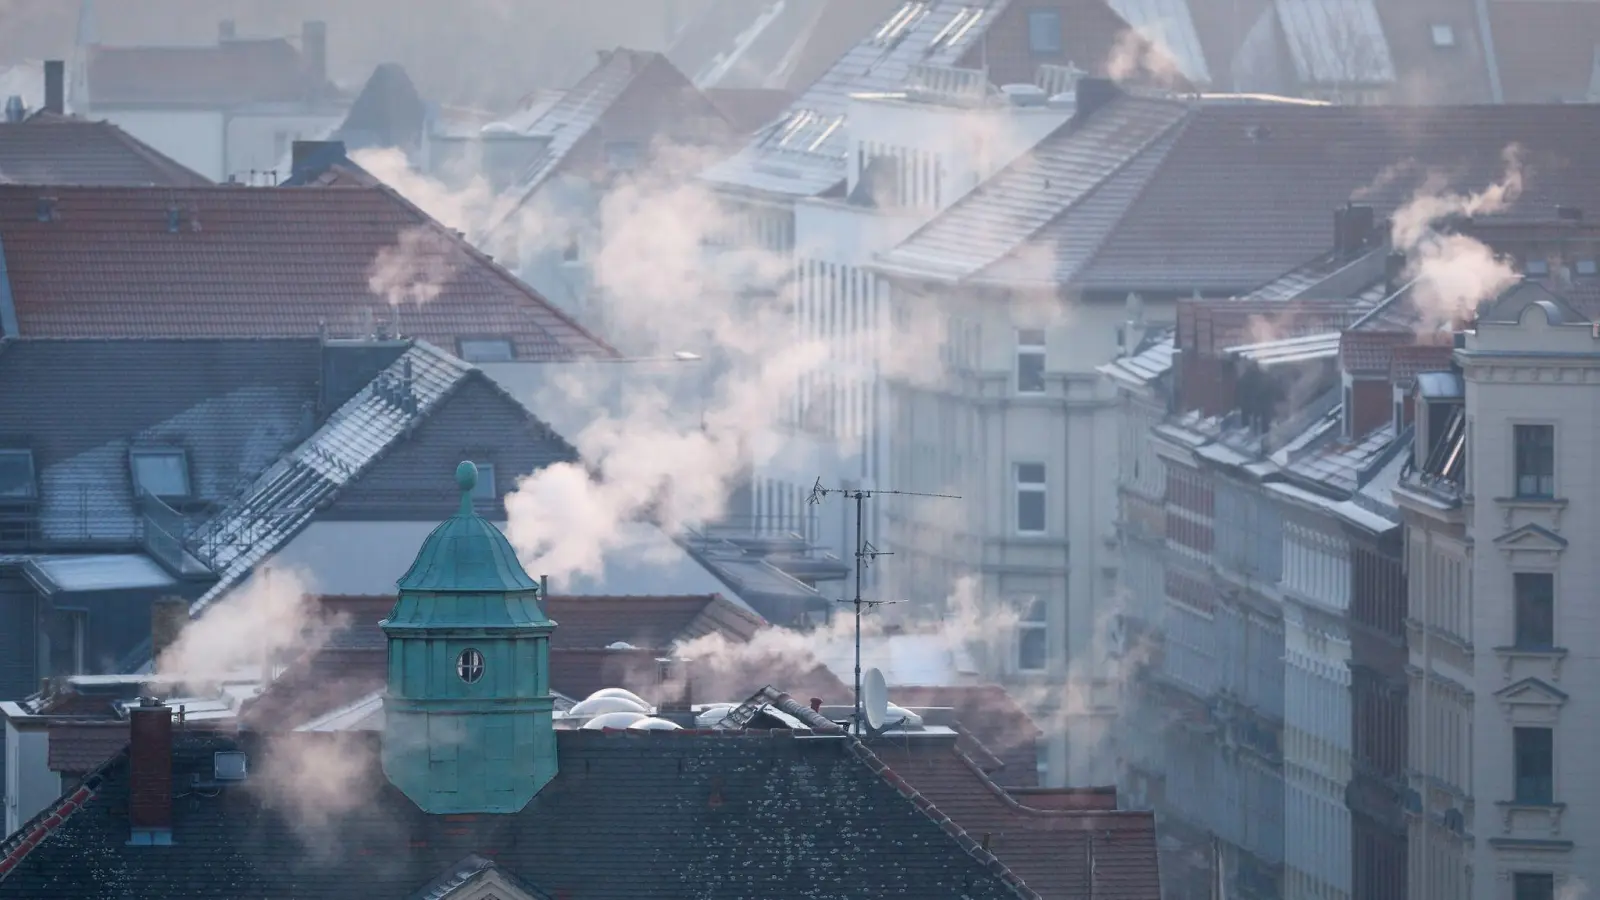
[1493, 646, 1568, 680]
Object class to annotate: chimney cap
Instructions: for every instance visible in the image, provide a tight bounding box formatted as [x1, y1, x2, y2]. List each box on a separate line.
[137, 695, 167, 709]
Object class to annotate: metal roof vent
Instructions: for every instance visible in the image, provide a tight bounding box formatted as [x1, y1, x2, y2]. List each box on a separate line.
[3, 95, 23, 123]
[213, 750, 248, 782]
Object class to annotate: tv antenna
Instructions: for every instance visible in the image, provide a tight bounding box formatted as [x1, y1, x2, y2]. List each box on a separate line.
[807, 477, 959, 734]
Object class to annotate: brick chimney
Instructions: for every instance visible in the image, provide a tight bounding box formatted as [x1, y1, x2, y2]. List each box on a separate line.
[128, 697, 174, 844]
[150, 596, 188, 664]
[42, 60, 64, 115]
[1073, 76, 1119, 122]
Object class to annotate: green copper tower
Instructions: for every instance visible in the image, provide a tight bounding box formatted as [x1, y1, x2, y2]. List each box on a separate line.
[381, 461, 557, 814]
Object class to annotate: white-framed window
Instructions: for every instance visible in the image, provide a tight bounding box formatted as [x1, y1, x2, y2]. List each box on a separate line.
[458, 338, 516, 363]
[1018, 597, 1047, 671]
[1513, 423, 1555, 498]
[0, 449, 36, 499]
[471, 462, 497, 502]
[1015, 463, 1046, 534]
[1513, 726, 1554, 804]
[1016, 329, 1046, 394]
[130, 448, 191, 499]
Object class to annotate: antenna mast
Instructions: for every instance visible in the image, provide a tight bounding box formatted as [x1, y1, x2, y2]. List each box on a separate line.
[807, 477, 959, 734]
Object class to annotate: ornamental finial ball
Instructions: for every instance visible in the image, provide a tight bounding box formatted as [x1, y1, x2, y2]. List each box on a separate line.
[455, 461, 478, 493]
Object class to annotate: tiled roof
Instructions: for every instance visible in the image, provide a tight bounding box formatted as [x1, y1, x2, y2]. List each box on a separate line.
[1284, 419, 1398, 495]
[0, 184, 616, 360]
[1080, 103, 1600, 292]
[0, 730, 1034, 900]
[1109, 0, 1213, 85]
[1388, 342, 1454, 384]
[874, 95, 1190, 283]
[0, 118, 211, 186]
[85, 39, 336, 108]
[1373, 0, 1495, 103]
[45, 723, 127, 773]
[888, 685, 1043, 787]
[184, 342, 576, 617]
[1098, 332, 1176, 390]
[872, 738, 1161, 899]
[1489, 1, 1600, 103]
[701, 1, 1014, 198]
[0, 338, 325, 544]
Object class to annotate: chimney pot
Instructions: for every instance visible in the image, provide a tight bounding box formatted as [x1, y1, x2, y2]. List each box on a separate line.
[1073, 76, 1119, 122]
[809, 697, 822, 713]
[42, 60, 64, 115]
[129, 699, 174, 838]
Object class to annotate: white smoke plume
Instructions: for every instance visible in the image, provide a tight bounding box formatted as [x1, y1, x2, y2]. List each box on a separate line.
[1391, 145, 1525, 329]
[1104, 27, 1186, 89]
[156, 567, 346, 685]
[366, 225, 461, 307]
[252, 732, 385, 855]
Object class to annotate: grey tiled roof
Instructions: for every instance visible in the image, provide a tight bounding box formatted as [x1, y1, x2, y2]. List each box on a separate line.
[0, 730, 1034, 900]
[875, 95, 1190, 283]
[0, 338, 323, 545]
[701, 0, 1007, 198]
[185, 341, 556, 616]
[1098, 332, 1175, 389]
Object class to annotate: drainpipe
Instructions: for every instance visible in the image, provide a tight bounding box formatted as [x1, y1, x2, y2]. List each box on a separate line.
[1473, 0, 1503, 102]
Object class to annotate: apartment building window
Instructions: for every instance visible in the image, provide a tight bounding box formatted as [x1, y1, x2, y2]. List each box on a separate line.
[1513, 573, 1555, 649]
[1514, 873, 1555, 900]
[1513, 726, 1554, 804]
[0, 449, 36, 499]
[1015, 463, 1046, 534]
[1513, 424, 1555, 498]
[1018, 598, 1047, 671]
[1027, 9, 1062, 54]
[1016, 329, 1046, 394]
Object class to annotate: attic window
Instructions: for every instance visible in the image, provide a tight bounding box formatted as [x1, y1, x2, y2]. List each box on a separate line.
[130, 449, 191, 499]
[0, 449, 36, 499]
[1028, 9, 1063, 55]
[1576, 259, 1598, 277]
[471, 462, 498, 502]
[1524, 259, 1551, 277]
[1431, 25, 1456, 48]
[459, 338, 516, 363]
[604, 140, 641, 171]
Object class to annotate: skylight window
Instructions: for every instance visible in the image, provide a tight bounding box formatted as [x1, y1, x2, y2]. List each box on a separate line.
[1431, 24, 1456, 48]
[130, 448, 191, 499]
[1028, 9, 1063, 55]
[0, 449, 36, 499]
[1576, 259, 1597, 276]
[928, 6, 983, 52]
[471, 462, 498, 502]
[459, 338, 516, 362]
[874, 1, 930, 46]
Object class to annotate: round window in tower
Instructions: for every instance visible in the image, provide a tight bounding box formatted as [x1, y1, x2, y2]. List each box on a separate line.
[456, 648, 485, 684]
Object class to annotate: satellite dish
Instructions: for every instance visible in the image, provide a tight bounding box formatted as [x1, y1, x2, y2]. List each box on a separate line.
[862, 668, 888, 731]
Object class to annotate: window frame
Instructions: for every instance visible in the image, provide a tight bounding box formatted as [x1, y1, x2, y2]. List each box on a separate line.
[1512, 571, 1555, 649]
[1017, 597, 1047, 672]
[1513, 872, 1555, 900]
[129, 448, 192, 500]
[1027, 8, 1063, 55]
[1014, 462, 1047, 535]
[1512, 423, 1555, 499]
[1016, 328, 1046, 394]
[0, 449, 37, 500]
[471, 462, 498, 503]
[1513, 725, 1554, 804]
[458, 337, 517, 363]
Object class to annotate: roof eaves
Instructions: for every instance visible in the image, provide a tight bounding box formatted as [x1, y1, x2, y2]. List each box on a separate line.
[101, 121, 215, 186]
[845, 737, 1039, 900]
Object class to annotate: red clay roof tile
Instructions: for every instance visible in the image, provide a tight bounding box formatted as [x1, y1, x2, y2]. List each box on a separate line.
[87, 39, 334, 107]
[0, 117, 211, 186]
[0, 184, 616, 360]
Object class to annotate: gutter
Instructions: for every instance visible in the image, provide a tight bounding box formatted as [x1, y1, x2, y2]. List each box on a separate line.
[0, 235, 18, 336]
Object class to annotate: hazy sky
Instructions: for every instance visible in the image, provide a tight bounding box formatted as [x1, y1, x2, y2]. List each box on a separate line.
[0, 0, 714, 110]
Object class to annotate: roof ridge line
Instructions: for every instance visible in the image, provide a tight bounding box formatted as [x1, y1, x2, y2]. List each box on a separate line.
[845, 737, 1039, 900]
[950, 744, 1153, 822]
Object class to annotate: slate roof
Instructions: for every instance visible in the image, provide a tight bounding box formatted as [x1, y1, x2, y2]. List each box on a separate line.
[0, 117, 211, 186]
[873, 738, 1161, 899]
[1489, 1, 1600, 103]
[183, 341, 577, 617]
[85, 39, 338, 108]
[873, 94, 1190, 284]
[334, 63, 429, 152]
[0, 338, 324, 544]
[0, 730, 1035, 900]
[0, 183, 615, 359]
[1077, 102, 1600, 292]
[887, 685, 1044, 787]
[45, 722, 129, 773]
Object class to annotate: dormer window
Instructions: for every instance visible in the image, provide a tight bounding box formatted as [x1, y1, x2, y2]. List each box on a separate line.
[471, 462, 497, 503]
[130, 448, 191, 500]
[0, 449, 37, 499]
[1524, 258, 1550, 277]
[458, 338, 516, 363]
